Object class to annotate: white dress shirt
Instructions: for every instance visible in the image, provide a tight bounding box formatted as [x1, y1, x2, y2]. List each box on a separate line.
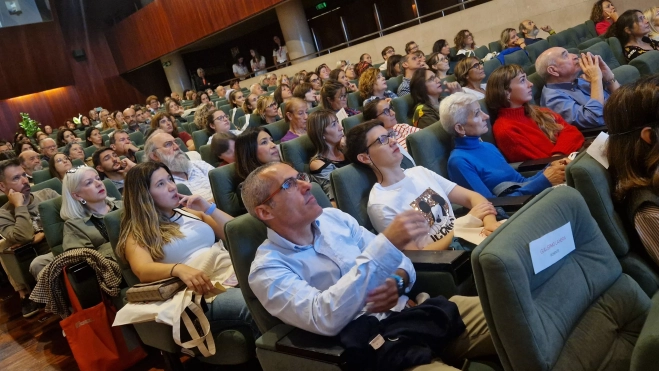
[172, 160, 215, 202]
[249, 208, 416, 336]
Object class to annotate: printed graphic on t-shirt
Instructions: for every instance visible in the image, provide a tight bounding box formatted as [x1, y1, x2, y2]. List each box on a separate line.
[410, 188, 455, 242]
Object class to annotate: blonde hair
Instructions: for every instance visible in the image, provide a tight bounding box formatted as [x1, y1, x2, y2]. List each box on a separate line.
[60, 166, 114, 220]
[256, 95, 276, 120]
[116, 162, 184, 261]
[193, 103, 213, 130]
[645, 7, 659, 39]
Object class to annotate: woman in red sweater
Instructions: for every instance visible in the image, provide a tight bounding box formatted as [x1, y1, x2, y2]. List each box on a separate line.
[485, 65, 584, 162]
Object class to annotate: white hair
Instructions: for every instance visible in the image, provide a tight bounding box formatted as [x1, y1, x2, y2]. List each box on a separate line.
[143, 129, 166, 162]
[439, 92, 480, 136]
[60, 166, 113, 220]
[535, 49, 558, 81]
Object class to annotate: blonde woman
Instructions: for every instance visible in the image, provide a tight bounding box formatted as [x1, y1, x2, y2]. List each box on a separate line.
[277, 74, 290, 86]
[644, 7, 659, 41]
[193, 103, 214, 131]
[256, 96, 279, 124]
[281, 97, 308, 142]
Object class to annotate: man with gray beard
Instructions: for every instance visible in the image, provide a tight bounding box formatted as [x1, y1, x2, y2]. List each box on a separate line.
[518, 20, 555, 46]
[144, 132, 215, 202]
[18, 150, 43, 183]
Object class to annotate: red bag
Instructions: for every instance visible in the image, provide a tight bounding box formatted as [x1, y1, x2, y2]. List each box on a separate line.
[60, 268, 146, 371]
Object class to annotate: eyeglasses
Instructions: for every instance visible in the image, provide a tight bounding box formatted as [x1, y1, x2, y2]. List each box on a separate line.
[214, 114, 229, 122]
[310, 78, 320, 83]
[259, 172, 310, 206]
[367, 131, 397, 150]
[42, 145, 57, 151]
[267, 101, 278, 109]
[468, 60, 485, 71]
[377, 107, 395, 118]
[159, 140, 178, 149]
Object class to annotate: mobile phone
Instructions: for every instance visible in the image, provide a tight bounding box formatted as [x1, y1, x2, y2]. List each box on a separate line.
[95, 107, 102, 112]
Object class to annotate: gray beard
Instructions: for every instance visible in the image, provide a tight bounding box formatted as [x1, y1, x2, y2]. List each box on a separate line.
[159, 150, 191, 173]
[531, 27, 540, 37]
[33, 163, 43, 172]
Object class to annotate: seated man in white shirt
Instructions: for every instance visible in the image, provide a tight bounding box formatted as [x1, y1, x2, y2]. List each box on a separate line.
[346, 120, 502, 251]
[144, 132, 215, 202]
[243, 162, 495, 370]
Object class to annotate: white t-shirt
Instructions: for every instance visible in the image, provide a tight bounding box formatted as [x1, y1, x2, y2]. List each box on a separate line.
[232, 64, 249, 79]
[462, 83, 487, 99]
[273, 46, 288, 63]
[368, 166, 457, 247]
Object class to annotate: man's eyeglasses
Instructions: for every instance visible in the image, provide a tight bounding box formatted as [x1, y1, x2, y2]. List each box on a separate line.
[377, 107, 395, 118]
[468, 60, 485, 71]
[259, 172, 310, 206]
[367, 131, 397, 150]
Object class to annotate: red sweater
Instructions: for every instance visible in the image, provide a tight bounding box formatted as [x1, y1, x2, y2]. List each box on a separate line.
[596, 19, 613, 35]
[493, 106, 584, 162]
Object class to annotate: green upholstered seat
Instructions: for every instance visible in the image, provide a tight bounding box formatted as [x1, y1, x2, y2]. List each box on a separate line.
[175, 137, 188, 152]
[488, 41, 502, 54]
[135, 150, 144, 163]
[386, 75, 403, 93]
[209, 163, 245, 217]
[263, 119, 289, 143]
[526, 39, 550, 63]
[581, 41, 620, 69]
[192, 130, 210, 151]
[607, 37, 627, 66]
[279, 135, 316, 173]
[199, 144, 219, 167]
[405, 121, 454, 178]
[584, 20, 598, 37]
[32, 169, 53, 184]
[527, 72, 545, 105]
[473, 186, 659, 371]
[577, 36, 605, 50]
[236, 114, 265, 132]
[612, 64, 641, 86]
[84, 145, 99, 159]
[128, 131, 145, 146]
[566, 152, 659, 295]
[390, 94, 414, 125]
[548, 28, 578, 48]
[474, 45, 490, 60]
[231, 108, 245, 125]
[342, 113, 364, 133]
[571, 23, 594, 44]
[483, 58, 502, 83]
[218, 104, 231, 116]
[347, 91, 363, 110]
[502, 49, 532, 68]
[629, 50, 659, 76]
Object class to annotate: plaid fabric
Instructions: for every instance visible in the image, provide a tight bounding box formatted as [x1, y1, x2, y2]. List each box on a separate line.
[29, 248, 121, 318]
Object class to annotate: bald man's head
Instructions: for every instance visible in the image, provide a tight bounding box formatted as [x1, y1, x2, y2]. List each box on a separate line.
[535, 47, 581, 82]
[123, 108, 136, 125]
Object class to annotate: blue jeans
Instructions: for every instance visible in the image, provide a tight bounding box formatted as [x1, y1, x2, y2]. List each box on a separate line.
[204, 287, 260, 340]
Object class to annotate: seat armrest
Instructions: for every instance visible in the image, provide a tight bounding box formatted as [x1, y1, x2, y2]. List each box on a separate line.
[632, 292, 659, 370]
[487, 195, 534, 211]
[275, 327, 345, 364]
[517, 155, 567, 172]
[0, 241, 33, 255]
[256, 324, 296, 351]
[579, 125, 607, 138]
[404, 250, 471, 287]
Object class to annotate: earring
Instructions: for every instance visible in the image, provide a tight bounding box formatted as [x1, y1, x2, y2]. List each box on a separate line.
[79, 199, 87, 205]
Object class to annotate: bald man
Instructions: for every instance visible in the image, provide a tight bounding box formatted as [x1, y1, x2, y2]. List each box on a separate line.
[18, 150, 43, 182]
[536, 47, 620, 129]
[123, 107, 148, 134]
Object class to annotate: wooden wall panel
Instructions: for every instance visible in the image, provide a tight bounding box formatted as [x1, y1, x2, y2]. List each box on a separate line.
[106, 0, 285, 73]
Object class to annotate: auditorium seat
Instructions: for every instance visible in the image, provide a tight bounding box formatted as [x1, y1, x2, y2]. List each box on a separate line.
[199, 144, 219, 167]
[473, 186, 659, 371]
[526, 39, 550, 63]
[581, 41, 620, 69]
[209, 163, 245, 216]
[218, 104, 231, 116]
[612, 65, 641, 86]
[527, 72, 545, 105]
[566, 152, 659, 295]
[475, 45, 490, 60]
[571, 23, 594, 44]
[32, 169, 52, 185]
[129, 131, 145, 147]
[607, 37, 627, 66]
[236, 114, 265, 131]
[390, 94, 414, 125]
[279, 135, 315, 173]
[262, 119, 289, 143]
[341, 113, 364, 132]
[577, 36, 605, 50]
[548, 28, 578, 49]
[584, 19, 598, 37]
[267, 86, 277, 92]
[231, 108, 245, 125]
[629, 50, 659, 76]
[192, 130, 210, 151]
[83, 145, 98, 159]
[386, 75, 403, 93]
[405, 121, 454, 178]
[503, 49, 532, 69]
[483, 58, 502, 82]
[347, 91, 363, 110]
[488, 41, 502, 54]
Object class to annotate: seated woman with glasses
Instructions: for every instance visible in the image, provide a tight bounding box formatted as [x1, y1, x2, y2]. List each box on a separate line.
[49, 153, 73, 180]
[359, 68, 398, 106]
[60, 166, 123, 257]
[440, 92, 565, 198]
[346, 120, 502, 251]
[307, 109, 349, 201]
[56, 129, 82, 148]
[211, 132, 237, 167]
[85, 127, 104, 150]
[320, 80, 360, 117]
[426, 52, 451, 80]
[363, 98, 419, 153]
[204, 109, 232, 144]
[63, 142, 86, 163]
[485, 65, 584, 162]
[256, 96, 280, 125]
[607, 75, 659, 266]
[305, 72, 322, 92]
[150, 112, 194, 151]
[235, 127, 280, 181]
[292, 83, 318, 111]
[329, 68, 358, 93]
[116, 162, 258, 340]
[411, 68, 462, 129]
[496, 28, 527, 64]
[455, 57, 487, 99]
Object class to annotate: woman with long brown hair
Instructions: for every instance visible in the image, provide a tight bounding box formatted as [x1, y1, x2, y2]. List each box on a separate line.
[307, 109, 348, 200]
[485, 64, 584, 162]
[606, 75, 659, 265]
[150, 112, 194, 150]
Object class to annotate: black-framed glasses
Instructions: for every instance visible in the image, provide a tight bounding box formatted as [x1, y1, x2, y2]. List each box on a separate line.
[377, 107, 395, 118]
[469, 60, 485, 71]
[259, 172, 311, 206]
[310, 78, 320, 83]
[367, 131, 397, 150]
[267, 101, 278, 109]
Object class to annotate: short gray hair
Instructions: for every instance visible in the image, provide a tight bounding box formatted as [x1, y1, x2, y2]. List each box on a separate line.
[439, 92, 480, 136]
[143, 129, 165, 162]
[241, 162, 280, 218]
[535, 49, 556, 81]
[39, 137, 55, 148]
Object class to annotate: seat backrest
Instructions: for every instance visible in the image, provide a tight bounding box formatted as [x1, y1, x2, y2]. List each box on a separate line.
[280, 135, 316, 174]
[607, 37, 627, 66]
[224, 183, 331, 334]
[472, 186, 648, 371]
[526, 39, 550, 62]
[209, 163, 245, 217]
[219, 104, 231, 116]
[192, 130, 210, 151]
[246, 114, 265, 130]
[175, 137, 188, 152]
[474, 45, 490, 59]
[342, 113, 364, 132]
[32, 177, 62, 194]
[135, 150, 145, 163]
[483, 58, 502, 83]
[347, 91, 364, 110]
[32, 169, 53, 184]
[488, 41, 502, 53]
[582, 41, 620, 69]
[571, 24, 593, 44]
[386, 75, 403, 93]
[527, 72, 545, 105]
[629, 50, 659, 76]
[548, 28, 578, 48]
[391, 94, 414, 125]
[405, 121, 453, 178]
[128, 131, 145, 146]
[611, 64, 640, 86]
[84, 145, 98, 159]
[577, 36, 605, 50]
[503, 49, 532, 67]
[263, 119, 289, 143]
[231, 108, 245, 125]
[39, 196, 64, 255]
[199, 144, 219, 167]
[585, 19, 597, 38]
[267, 85, 277, 92]
[441, 75, 457, 83]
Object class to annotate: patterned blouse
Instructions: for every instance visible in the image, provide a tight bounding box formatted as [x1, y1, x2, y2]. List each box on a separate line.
[624, 38, 659, 62]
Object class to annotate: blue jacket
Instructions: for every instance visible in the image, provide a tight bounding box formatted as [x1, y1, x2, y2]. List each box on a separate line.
[447, 136, 551, 198]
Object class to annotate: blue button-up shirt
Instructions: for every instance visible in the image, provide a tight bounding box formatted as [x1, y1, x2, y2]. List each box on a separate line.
[540, 78, 609, 129]
[248, 208, 416, 336]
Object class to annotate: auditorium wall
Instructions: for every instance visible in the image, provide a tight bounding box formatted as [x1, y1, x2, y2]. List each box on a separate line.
[235, 0, 654, 88]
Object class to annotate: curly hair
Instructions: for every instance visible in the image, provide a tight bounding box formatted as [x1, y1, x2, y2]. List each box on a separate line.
[358, 67, 380, 99]
[193, 102, 213, 130]
[590, 0, 609, 22]
[454, 57, 480, 86]
[454, 29, 475, 50]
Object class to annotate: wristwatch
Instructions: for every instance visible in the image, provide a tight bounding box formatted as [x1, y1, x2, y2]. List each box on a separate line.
[390, 274, 405, 297]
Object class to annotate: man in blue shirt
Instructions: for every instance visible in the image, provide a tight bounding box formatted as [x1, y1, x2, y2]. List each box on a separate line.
[243, 162, 495, 369]
[536, 48, 620, 129]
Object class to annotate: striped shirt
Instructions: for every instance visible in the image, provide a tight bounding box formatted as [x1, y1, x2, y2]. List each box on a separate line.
[392, 124, 420, 151]
[634, 204, 659, 266]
